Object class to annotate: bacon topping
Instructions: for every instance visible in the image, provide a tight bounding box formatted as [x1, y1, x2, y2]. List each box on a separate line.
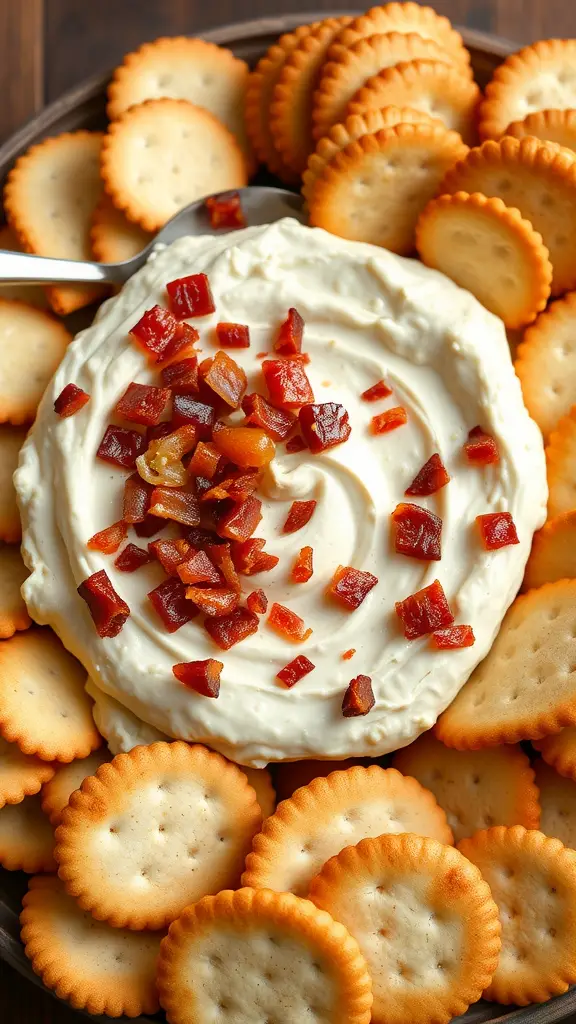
[54, 383, 90, 418]
[177, 550, 223, 586]
[371, 407, 407, 434]
[476, 512, 519, 550]
[206, 543, 241, 593]
[173, 658, 224, 697]
[188, 441, 224, 479]
[114, 543, 153, 572]
[172, 395, 216, 439]
[186, 586, 239, 617]
[275, 308, 304, 356]
[395, 579, 454, 640]
[97, 425, 147, 469]
[149, 538, 191, 576]
[299, 402, 351, 454]
[148, 577, 197, 632]
[267, 602, 312, 642]
[201, 470, 261, 503]
[262, 358, 314, 408]
[202, 350, 247, 410]
[204, 607, 259, 649]
[392, 503, 442, 561]
[205, 191, 246, 230]
[361, 379, 392, 402]
[292, 546, 313, 583]
[277, 654, 314, 688]
[114, 382, 171, 426]
[216, 322, 250, 348]
[248, 552, 280, 574]
[87, 520, 127, 554]
[231, 537, 265, 573]
[77, 570, 130, 638]
[328, 566, 378, 611]
[242, 393, 296, 441]
[217, 496, 262, 542]
[406, 453, 450, 496]
[282, 499, 317, 534]
[123, 474, 152, 523]
[342, 649, 356, 660]
[149, 486, 200, 527]
[134, 515, 168, 538]
[431, 625, 475, 649]
[342, 675, 375, 717]
[285, 435, 307, 454]
[213, 425, 275, 468]
[161, 356, 199, 392]
[166, 273, 215, 319]
[464, 426, 500, 466]
[247, 589, 268, 614]
[130, 305, 198, 364]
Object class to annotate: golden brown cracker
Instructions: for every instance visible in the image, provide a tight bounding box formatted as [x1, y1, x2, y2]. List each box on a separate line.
[547, 406, 576, 517]
[535, 728, 576, 782]
[524, 511, 576, 590]
[534, 758, 576, 850]
[0, 793, 55, 872]
[0, 299, 70, 425]
[91, 195, 152, 264]
[516, 293, 576, 438]
[41, 749, 111, 826]
[0, 735, 54, 809]
[0, 224, 48, 308]
[506, 108, 576, 154]
[0, 424, 26, 541]
[241, 766, 276, 820]
[0, 543, 31, 638]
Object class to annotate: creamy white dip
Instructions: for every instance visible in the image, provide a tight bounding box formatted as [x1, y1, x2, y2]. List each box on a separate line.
[15, 219, 547, 766]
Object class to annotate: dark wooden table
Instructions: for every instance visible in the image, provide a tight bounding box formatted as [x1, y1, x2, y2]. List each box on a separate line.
[2, 0, 576, 1019]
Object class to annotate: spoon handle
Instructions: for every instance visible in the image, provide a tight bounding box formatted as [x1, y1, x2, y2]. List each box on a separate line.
[0, 249, 128, 285]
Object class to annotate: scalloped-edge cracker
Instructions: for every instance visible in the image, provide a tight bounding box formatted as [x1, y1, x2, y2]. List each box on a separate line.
[0, 225, 48, 308]
[516, 293, 576, 438]
[523, 511, 576, 590]
[534, 758, 576, 850]
[0, 425, 26, 542]
[0, 543, 31, 638]
[0, 735, 54, 809]
[41, 749, 111, 826]
[0, 793, 56, 872]
[91, 195, 152, 264]
[0, 299, 70, 425]
[546, 406, 576, 517]
[535, 727, 576, 782]
[506, 108, 576, 154]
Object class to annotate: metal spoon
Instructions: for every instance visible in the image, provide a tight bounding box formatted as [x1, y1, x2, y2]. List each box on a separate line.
[0, 187, 306, 287]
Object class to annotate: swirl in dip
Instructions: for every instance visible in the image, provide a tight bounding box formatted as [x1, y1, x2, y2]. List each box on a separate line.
[15, 219, 547, 767]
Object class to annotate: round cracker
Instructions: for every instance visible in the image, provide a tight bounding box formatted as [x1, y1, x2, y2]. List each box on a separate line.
[41, 748, 111, 826]
[91, 195, 152, 264]
[0, 793, 55, 872]
[310, 833, 501, 1024]
[0, 628, 102, 762]
[516, 293, 576, 438]
[524, 511, 576, 590]
[0, 543, 31, 638]
[458, 826, 576, 1004]
[347, 59, 480, 145]
[0, 735, 54, 809]
[393, 732, 540, 842]
[416, 191, 552, 329]
[0, 224, 48, 308]
[479, 39, 576, 142]
[506, 109, 576, 154]
[242, 765, 453, 897]
[0, 425, 26, 542]
[534, 758, 576, 850]
[308, 122, 468, 254]
[273, 757, 370, 802]
[100, 98, 248, 233]
[55, 741, 262, 930]
[546, 406, 576, 517]
[535, 728, 576, 781]
[241, 765, 276, 820]
[0, 299, 70, 425]
[21, 874, 162, 1016]
[436, 579, 576, 749]
[440, 135, 576, 296]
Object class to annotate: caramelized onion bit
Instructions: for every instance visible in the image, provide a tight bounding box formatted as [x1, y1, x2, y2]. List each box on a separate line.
[114, 543, 152, 572]
[87, 520, 128, 554]
[342, 675, 374, 717]
[395, 579, 454, 640]
[267, 602, 312, 642]
[204, 607, 259, 649]
[282, 499, 317, 534]
[166, 273, 215, 319]
[136, 424, 197, 487]
[327, 566, 378, 611]
[173, 658, 223, 697]
[54, 383, 90, 418]
[299, 402, 351, 453]
[275, 308, 304, 356]
[277, 654, 314, 688]
[148, 577, 198, 632]
[77, 570, 130, 638]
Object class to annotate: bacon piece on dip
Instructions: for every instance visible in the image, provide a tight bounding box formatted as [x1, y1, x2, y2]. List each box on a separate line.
[242, 393, 295, 440]
[476, 512, 519, 550]
[292, 546, 313, 583]
[87, 520, 128, 554]
[97, 425, 147, 469]
[204, 607, 259, 649]
[173, 658, 223, 697]
[328, 566, 378, 611]
[54, 383, 90, 418]
[361, 380, 392, 402]
[114, 382, 171, 426]
[395, 579, 454, 639]
[262, 358, 314, 408]
[431, 625, 475, 649]
[275, 308, 304, 356]
[406, 454, 450, 496]
[299, 402, 351, 453]
[114, 543, 152, 573]
[203, 351, 247, 409]
[77, 570, 130, 638]
[342, 675, 375, 717]
[267, 603, 312, 642]
[392, 503, 442, 561]
[166, 273, 215, 319]
[216, 322, 250, 348]
[464, 426, 500, 465]
[283, 500, 317, 534]
[247, 589, 268, 614]
[130, 305, 198, 364]
[205, 191, 245, 230]
[148, 578, 197, 632]
[277, 654, 314, 688]
[371, 407, 407, 434]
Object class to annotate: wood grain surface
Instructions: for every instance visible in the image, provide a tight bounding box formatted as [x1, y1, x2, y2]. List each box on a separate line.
[2, 1, 576, 1021]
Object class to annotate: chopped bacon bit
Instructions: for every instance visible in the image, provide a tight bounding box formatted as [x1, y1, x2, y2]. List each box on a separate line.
[249, 552, 279, 574]
[130, 305, 198, 364]
[97, 425, 147, 469]
[464, 425, 500, 466]
[283, 499, 317, 534]
[166, 273, 215, 319]
[204, 607, 259, 649]
[277, 654, 314, 688]
[114, 382, 171, 426]
[188, 441, 224, 479]
[216, 322, 250, 349]
[172, 394, 216, 439]
[137, 424, 197, 487]
[173, 658, 223, 697]
[342, 676, 375, 717]
[328, 566, 378, 611]
[392, 503, 442, 561]
[205, 191, 246, 230]
[242, 393, 296, 441]
[149, 486, 200, 527]
[134, 514, 168, 538]
[371, 406, 407, 434]
[77, 570, 130, 638]
[148, 577, 197, 632]
[206, 543, 241, 593]
[256, 351, 267, 359]
[406, 453, 450, 496]
[149, 538, 191, 576]
[292, 546, 313, 583]
[231, 537, 266, 573]
[201, 470, 261, 503]
[54, 383, 90, 418]
[146, 421, 173, 444]
[262, 358, 314, 408]
[185, 527, 223, 549]
[299, 402, 351, 454]
[431, 625, 475, 650]
[361, 379, 392, 402]
[476, 512, 519, 550]
[186, 586, 239, 616]
[395, 579, 454, 640]
[342, 648, 356, 660]
[213, 424, 275, 468]
[161, 356, 199, 392]
[275, 308, 304, 356]
[217, 496, 262, 542]
[177, 550, 224, 586]
[247, 589, 268, 614]
[123, 474, 152, 523]
[203, 350, 247, 409]
[87, 520, 127, 554]
[114, 543, 152, 572]
[285, 435, 307, 454]
[268, 602, 312, 642]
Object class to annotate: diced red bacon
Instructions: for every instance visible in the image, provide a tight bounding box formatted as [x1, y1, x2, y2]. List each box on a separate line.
[148, 486, 200, 527]
[204, 607, 259, 649]
[292, 546, 313, 583]
[54, 383, 90, 418]
[277, 654, 314, 688]
[114, 382, 171, 426]
[391, 503, 442, 561]
[328, 566, 378, 611]
[173, 658, 224, 697]
[177, 550, 224, 586]
[148, 577, 197, 632]
[161, 356, 199, 392]
[476, 512, 519, 550]
[231, 537, 266, 573]
[186, 586, 239, 617]
[242, 393, 296, 441]
[130, 305, 198, 364]
[361, 379, 392, 402]
[247, 589, 268, 614]
[149, 538, 191, 576]
[205, 191, 246, 230]
[187, 442, 223, 480]
[216, 322, 250, 348]
[77, 570, 130, 638]
[172, 395, 216, 439]
[137, 424, 197, 487]
[146, 422, 173, 444]
[203, 350, 247, 409]
[262, 358, 314, 408]
[395, 579, 454, 640]
[123, 474, 152, 523]
[87, 520, 127, 554]
[275, 308, 304, 356]
[206, 543, 241, 593]
[97, 425, 147, 469]
[283, 499, 317, 534]
[431, 625, 475, 650]
[217, 496, 262, 543]
[248, 552, 279, 574]
[406, 454, 450, 496]
[166, 273, 215, 319]
[285, 435, 307, 454]
[299, 403, 351, 454]
[267, 602, 312, 642]
[464, 426, 500, 466]
[184, 527, 223, 548]
[134, 515, 168, 538]
[213, 424, 275, 468]
[201, 470, 260, 503]
[114, 543, 152, 572]
[371, 407, 407, 434]
[342, 675, 375, 717]
[342, 649, 356, 660]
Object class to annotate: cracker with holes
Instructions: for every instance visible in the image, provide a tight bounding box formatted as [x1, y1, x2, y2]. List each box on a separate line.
[0, 299, 70, 425]
[310, 833, 501, 1024]
[55, 741, 262, 930]
[0, 793, 55, 872]
[0, 543, 31, 638]
[41, 749, 111, 826]
[507, 109, 576, 154]
[0, 425, 26, 542]
[516, 294, 576, 438]
[459, 826, 576, 1004]
[0, 735, 54, 809]
[535, 728, 576, 782]
[242, 765, 452, 897]
[534, 759, 576, 850]
[440, 136, 576, 296]
[436, 580, 576, 750]
[100, 98, 248, 233]
[273, 757, 369, 802]
[241, 766, 276, 820]
[308, 122, 467, 253]
[347, 60, 480, 145]
[157, 887, 373, 1024]
[524, 511, 576, 590]
[107, 36, 254, 171]
[393, 732, 540, 842]
[479, 40, 576, 142]
[0, 225, 48, 308]
[3, 131, 106, 315]
[21, 875, 163, 1016]
[91, 195, 152, 264]
[547, 406, 576, 516]
[0, 629, 101, 762]
[416, 192, 552, 328]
